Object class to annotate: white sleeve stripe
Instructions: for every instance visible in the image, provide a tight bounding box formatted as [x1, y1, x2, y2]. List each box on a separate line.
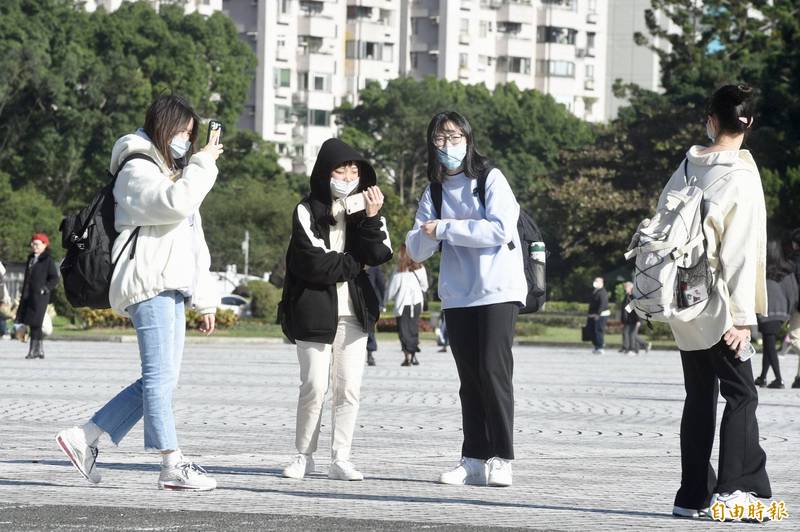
[380, 216, 392, 252]
[297, 204, 330, 252]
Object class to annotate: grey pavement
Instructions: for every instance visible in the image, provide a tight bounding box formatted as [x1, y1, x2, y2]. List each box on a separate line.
[0, 338, 797, 530]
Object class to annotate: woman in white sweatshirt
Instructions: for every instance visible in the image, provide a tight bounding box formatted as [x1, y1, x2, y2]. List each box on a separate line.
[406, 111, 527, 488]
[663, 85, 772, 521]
[385, 244, 428, 366]
[56, 94, 223, 491]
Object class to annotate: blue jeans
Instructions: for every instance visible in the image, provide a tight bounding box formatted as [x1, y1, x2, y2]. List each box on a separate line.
[91, 291, 186, 451]
[593, 316, 608, 349]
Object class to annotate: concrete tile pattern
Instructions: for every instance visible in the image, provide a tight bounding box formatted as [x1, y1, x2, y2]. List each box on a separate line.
[0, 339, 797, 530]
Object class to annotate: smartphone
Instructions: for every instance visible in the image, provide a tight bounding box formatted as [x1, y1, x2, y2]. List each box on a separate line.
[344, 192, 366, 215]
[737, 341, 755, 362]
[206, 120, 223, 145]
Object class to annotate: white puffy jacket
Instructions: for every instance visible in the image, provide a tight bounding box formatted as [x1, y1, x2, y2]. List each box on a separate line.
[108, 130, 219, 316]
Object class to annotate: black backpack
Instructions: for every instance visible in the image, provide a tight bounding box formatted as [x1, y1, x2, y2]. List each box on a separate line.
[60, 154, 154, 309]
[430, 167, 546, 314]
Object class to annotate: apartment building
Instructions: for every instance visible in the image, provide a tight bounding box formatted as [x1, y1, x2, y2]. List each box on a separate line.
[80, 0, 222, 16]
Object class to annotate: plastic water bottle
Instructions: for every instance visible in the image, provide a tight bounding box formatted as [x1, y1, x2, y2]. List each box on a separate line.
[529, 242, 546, 293]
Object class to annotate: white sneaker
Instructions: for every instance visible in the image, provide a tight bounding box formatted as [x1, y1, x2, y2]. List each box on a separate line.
[282, 454, 315, 479]
[158, 460, 216, 491]
[487, 457, 512, 487]
[709, 491, 769, 522]
[56, 427, 101, 484]
[672, 505, 710, 519]
[439, 457, 487, 486]
[328, 460, 364, 481]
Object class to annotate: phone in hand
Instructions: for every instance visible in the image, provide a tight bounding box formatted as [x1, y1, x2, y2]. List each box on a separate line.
[737, 341, 755, 362]
[344, 192, 366, 215]
[206, 120, 223, 145]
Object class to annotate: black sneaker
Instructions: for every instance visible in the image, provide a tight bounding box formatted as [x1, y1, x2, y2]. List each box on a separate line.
[754, 376, 766, 387]
[411, 354, 419, 366]
[366, 352, 376, 366]
[767, 379, 785, 389]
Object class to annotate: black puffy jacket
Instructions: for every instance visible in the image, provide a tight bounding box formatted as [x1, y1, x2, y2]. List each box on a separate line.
[279, 138, 392, 344]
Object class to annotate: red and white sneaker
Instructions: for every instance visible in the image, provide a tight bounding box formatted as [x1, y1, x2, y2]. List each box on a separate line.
[56, 427, 101, 484]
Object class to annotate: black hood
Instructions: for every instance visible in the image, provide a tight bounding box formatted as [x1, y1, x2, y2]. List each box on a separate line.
[309, 138, 377, 205]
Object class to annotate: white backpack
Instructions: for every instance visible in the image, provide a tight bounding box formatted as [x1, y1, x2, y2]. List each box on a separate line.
[624, 160, 729, 323]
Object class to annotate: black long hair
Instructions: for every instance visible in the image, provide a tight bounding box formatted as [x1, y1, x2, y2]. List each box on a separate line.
[706, 84, 755, 137]
[425, 111, 490, 183]
[766, 239, 794, 282]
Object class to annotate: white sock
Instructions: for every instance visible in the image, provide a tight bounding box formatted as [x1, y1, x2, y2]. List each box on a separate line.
[161, 449, 182, 468]
[80, 421, 104, 447]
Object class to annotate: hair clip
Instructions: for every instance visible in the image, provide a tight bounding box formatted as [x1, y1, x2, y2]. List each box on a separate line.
[738, 116, 750, 124]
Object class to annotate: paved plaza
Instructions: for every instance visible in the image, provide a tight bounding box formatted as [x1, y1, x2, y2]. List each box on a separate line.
[0, 337, 798, 530]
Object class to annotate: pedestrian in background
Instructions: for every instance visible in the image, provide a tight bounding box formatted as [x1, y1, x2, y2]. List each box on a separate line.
[365, 265, 386, 366]
[620, 281, 651, 355]
[279, 138, 392, 482]
[56, 94, 223, 491]
[406, 111, 527, 487]
[588, 277, 610, 355]
[755, 240, 798, 389]
[385, 244, 428, 366]
[15, 234, 58, 359]
[0, 259, 13, 340]
[662, 84, 772, 519]
[780, 228, 800, 388]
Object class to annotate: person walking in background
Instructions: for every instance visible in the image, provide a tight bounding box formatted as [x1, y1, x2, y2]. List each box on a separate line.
[365, 265, 386, 366]
[385, 244, 428, 367]
[780, 228, 800, 388]
[0, 259, 13, 340]
[56, 94, 223, 491]
[755, 241, 798, 389]
[406, 111, 527, 487]
[435, 312, 449, 353]
[661, 84, 772, 519]
[279, 138, 392, 482]
[588, 277, 610, 355]
[620, 281, 651, 355]
[15, 234, 58, 359]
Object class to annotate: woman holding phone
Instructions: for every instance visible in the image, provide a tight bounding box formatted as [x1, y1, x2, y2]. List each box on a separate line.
[56, 94, 223, 491]
[279, 138, 392, 481]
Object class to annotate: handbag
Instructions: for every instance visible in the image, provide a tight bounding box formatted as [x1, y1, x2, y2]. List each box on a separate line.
[581, 318, 595, 343]
[412, 269, 429, 312]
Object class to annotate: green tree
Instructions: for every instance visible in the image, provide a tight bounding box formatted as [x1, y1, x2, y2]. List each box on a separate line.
[0, 171, 63, 262]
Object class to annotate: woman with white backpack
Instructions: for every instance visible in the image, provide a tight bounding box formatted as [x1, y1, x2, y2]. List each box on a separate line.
[654, 85, 772, 520]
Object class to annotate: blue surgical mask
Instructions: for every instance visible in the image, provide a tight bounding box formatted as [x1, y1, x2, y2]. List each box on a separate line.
[437, 143, 467, 171]
[170, 136, 191, 159]
[330, 178, 359, 199]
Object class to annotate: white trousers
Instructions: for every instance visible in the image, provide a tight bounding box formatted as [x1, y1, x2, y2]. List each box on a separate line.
[294, 317, 367, 462]
[786, 311, 800, 377]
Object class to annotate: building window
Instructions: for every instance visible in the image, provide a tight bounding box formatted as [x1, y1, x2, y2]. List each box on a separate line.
[346, 5, 372, 19]
[479, 20, 489, 38]
[410, 52, 418, 68]
[460, 18, 470, 34]
[275, 105, 291, 126]
[346, 40, 388, 61]
[585, 64, 594, 79]
[313, 74, 330, 92]
[298, 71, 308, 90]
[459, 53, 468, 68]
[411, 17, 420, 36]
[298, 35, 324, 54]
[587, 0, 598, 13]
[309, 109, 330, 127]
[278, 0, 289, 15]
[537, 26, 577, 44]
[273, 68, 291, 88]
[536, 60, 575, 78]
[498, 56, 531, 74]
[497, 22, 523, 35]
[541, 0, 576, 11]
[299, 1, 324, 15]
[587, 32, 596, 50]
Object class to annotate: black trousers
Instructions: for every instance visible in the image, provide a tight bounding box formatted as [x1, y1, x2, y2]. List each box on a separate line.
[622, 323, 648, 352]
[675, 339, 771, 509]
[757, 320, 782, 381]
[397, 304, 421, 354]
[445, 302, 518, 460]
[592, 316, 607, 349]
[30, 325, 43, 341]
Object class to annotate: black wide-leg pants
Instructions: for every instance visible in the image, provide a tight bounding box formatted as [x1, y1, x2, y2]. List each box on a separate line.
[445, 302, 518, 460]
[674, 339, 771, 509]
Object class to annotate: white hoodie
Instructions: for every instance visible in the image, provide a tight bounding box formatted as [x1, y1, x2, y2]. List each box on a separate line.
[108, 130, 219, 316]
[661, 146, 767, 351]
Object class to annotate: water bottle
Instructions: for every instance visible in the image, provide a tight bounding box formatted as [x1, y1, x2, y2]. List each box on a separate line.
[529, 241, 546, 295]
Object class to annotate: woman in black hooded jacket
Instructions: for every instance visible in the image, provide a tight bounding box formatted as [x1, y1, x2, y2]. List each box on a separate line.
[17, 233, 59, 359]
[279, 138, 392, 482]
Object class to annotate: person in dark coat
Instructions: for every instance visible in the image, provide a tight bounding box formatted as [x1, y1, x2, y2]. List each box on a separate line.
[365, 265, 386, 366]
[16, 233, 59, 359]
[620, 281, 651, 355]
[279, 138, 392, 481]
[755, 241, 799, 389]
[587, 277, 609, 354]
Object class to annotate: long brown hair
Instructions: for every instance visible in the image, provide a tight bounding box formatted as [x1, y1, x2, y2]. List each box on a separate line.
[143, 94, 200, 170]
[397, 244, 421, 272]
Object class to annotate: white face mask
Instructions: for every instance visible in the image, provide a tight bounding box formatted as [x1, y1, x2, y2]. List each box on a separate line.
[593, 281, 602, 290]
[330, 178, 359, 199]
[705, 119, 717, 143]
[170, 136, 191, 159]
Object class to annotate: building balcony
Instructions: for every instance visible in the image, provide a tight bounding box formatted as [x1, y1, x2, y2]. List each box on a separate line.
[496, 36, 532, 57]
[275, 46, 292, 62]
[497, 0, 534, 22]
[584, 79, 595, 91]
[587, 12, 598, 24]
[297, 14, 337, 40]
[296, 52, 337, 74]
[346, 20, 396, 42]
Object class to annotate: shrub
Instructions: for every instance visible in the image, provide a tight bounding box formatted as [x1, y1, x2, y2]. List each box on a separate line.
[642, 321, 674, 340]
[77, 308, 130, 328]
[186, 308, 238, 330]
[248, 280, 282, 321]
[515, 320, 547, 337]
